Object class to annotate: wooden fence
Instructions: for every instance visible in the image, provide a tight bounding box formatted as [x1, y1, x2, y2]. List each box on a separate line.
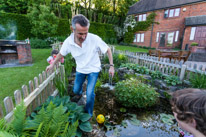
[0, 64, 65, 122]
[112, 47, 206, 81]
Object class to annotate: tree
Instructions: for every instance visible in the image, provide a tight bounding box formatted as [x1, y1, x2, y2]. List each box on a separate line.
[117, 0, 138, 16]
[27, 5, 59, 39]
[0, 0, 28, 14]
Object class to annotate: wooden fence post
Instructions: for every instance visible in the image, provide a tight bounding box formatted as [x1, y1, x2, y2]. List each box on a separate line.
[14, 90, 22, 105]
[136, 56, 140, 64]
[180, 64, 187, 81]
[4, 97, 14, 114]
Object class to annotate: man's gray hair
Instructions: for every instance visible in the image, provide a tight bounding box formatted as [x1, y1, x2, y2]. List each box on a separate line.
[72, 14, 90, 30]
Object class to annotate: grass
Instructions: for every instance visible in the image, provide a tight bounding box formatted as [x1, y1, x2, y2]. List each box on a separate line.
[114, 45, 149, 53]
[0, 48, 51, 113]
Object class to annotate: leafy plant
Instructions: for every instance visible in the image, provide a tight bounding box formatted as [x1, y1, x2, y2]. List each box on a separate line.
[160, 113, 175, 126]
[54, 74, 67, 97]
[99, 69, 109, 83]
[64, 54, 76, 77]
[102, 53, 128, 68]
[33, 96, 92, 135]
[189, 72, 206, 89]
[115, 78, 159, 108]
[0, 101, 79, 137]
[99, 69, 120, 84]
[164, 75, 182, 86]
[150, 71, 164, 79]
[120, 63, 139, 70]
[25, 102, 78, 137]
[136, 66, 150, 74]
[128, 114, 141, 126]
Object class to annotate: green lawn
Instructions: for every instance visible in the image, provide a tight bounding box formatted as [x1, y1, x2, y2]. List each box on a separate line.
[0, 48, 51, 111]
[114, 45, 149, 53]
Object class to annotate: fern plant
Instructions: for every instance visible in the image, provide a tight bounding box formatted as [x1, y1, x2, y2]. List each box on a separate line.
[190, 72, 206, 89]
[25, 102, 78, 137]
[32, 96, 92, 136]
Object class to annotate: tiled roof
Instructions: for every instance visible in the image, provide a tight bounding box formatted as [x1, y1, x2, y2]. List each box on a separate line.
[185, 15, 206, 26]
[128, 0, 205, 15]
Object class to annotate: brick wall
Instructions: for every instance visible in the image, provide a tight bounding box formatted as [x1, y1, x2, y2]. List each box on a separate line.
[133, 2, 206, 49]
[17, 43, 32, 64]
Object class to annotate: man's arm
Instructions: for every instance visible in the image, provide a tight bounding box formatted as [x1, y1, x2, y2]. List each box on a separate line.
[107, 47, 115, 77]
[46, 53, 63, 71]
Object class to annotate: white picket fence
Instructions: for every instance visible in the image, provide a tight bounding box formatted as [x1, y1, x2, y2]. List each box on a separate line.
[0, 64, 65, 122]
[112, 47, 206, 81]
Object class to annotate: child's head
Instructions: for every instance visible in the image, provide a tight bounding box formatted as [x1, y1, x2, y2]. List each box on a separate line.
[51, 49, 59, 58]
[170, 88, 206, 135]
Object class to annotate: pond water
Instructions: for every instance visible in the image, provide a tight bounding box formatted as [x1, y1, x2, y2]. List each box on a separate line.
[93, 86, 182, 137]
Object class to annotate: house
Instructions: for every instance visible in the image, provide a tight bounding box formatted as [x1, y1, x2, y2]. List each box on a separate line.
[128, 0, 206, 52]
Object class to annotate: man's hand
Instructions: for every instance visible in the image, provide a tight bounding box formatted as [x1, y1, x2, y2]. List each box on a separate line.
[46, 64, 54, 72]
[109, 66, 115, 77]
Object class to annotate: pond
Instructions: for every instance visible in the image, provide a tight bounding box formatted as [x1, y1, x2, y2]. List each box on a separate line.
[92, 86, 181, 137]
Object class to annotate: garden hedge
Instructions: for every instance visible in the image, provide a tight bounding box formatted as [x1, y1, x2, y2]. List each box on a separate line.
[0, 12, 116, 41]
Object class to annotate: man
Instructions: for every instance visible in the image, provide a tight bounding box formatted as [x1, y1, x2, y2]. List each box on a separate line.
[46, 14, 114, 117]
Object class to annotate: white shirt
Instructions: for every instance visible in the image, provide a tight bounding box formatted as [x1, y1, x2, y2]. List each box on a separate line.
[60, 33, 109, 74]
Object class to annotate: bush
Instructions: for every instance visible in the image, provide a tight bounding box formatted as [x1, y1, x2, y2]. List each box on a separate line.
[115, 78, 159, 108]
[30, 38, 50, 49]
[190, 42, 198, 46]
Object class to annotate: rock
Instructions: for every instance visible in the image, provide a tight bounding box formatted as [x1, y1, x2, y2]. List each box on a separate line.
[83, 124, 106, 137]
[168, 86, 179, 92]
[154, 79, 168, 90]
[183, 80, 191, 88]
[77, 91, 87, 106]
[142, 74, 152, 81]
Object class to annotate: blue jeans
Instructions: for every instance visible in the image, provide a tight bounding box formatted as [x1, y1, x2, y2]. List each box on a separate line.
[73, 71, 99, 116]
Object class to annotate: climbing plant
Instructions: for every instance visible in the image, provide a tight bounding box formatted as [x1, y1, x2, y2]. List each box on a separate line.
[124, 12, 157, 43]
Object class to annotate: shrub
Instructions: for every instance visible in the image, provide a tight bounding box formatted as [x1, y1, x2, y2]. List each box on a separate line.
[190, 42, 198, 46]
[189, 72, 206, 89]
[115, 78, 159, 108]
[30, 38, 50, 49]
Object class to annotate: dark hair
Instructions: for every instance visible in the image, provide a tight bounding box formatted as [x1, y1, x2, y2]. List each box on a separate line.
[170, 88, 206, 135]
[51, 49, 59, 56]
[71, 14, 90, 29]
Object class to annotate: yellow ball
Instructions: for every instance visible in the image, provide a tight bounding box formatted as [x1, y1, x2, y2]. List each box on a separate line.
[96, 114, 105, 124]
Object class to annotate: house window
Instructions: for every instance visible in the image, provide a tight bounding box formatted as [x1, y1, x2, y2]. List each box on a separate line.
[175, 31, 179, 42]
[169, 9, 174, 17]
[164, 8, 180, 18]
[174, 8, 180, 16]
[136, 33, 144, 42]
[156, 32, 159, 42]
[167, 32, 175, 46]
[133, 34, 137, 42]
[141, 34, 144, 42]
[136, 14, 147, 22]
[137, 34, 141, 42]
[190, 27, 196, 40]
